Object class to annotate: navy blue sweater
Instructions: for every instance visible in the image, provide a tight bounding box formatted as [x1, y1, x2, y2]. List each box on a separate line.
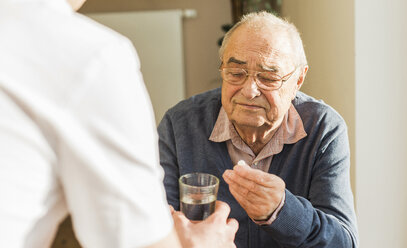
[158, 88, 358, 248]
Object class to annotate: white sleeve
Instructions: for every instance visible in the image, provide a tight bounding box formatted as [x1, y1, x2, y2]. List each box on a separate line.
[56, 38, 173, 248]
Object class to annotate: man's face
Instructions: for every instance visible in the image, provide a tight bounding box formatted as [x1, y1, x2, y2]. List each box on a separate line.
[221, 25, 305, 130]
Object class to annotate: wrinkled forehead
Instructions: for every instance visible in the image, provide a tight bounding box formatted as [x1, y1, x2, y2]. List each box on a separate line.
[223, 25, 296, 69]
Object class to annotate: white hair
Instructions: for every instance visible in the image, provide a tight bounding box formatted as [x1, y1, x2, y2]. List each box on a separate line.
[219, 11, 307, 66]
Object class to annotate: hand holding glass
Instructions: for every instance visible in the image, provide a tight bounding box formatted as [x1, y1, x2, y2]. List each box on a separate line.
[179, 173, 219, 220]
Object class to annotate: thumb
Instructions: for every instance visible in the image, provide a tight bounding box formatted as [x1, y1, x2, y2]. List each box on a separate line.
[227, 218, 239, 233]
[168, 205, 175, 214]
[172, 210, 191, 228]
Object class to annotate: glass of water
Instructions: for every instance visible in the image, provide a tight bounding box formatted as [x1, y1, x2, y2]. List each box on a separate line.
[179, 173, 219, 220]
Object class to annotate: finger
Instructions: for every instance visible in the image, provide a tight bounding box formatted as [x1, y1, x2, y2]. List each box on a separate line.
[172, 211, 190, 228]
[223, 170, 264, 197]
[214, 200, 231, 213]
[209, 200, 231, 222]
[233, 164, 279, 187]
[228, 184, 254, 210]
[228, 176, 284, 208]
[226, 218, 239, 247]
[228, 181, 265, 205]
[227, 218, 239, 233]
[223, 170, 233, 184]
[228, 185, 270, 219]
[168, 205, 175, 214]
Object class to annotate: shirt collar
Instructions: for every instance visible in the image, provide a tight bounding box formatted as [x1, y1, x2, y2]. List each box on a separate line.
[209, 104, 307, 156]
[209, 107, 231, 142]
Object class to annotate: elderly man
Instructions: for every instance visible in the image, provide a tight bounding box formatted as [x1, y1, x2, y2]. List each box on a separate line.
[158, 12, 358, 248]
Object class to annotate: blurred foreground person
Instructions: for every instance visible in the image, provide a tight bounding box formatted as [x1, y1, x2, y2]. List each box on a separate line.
[0, 0, 238, 247]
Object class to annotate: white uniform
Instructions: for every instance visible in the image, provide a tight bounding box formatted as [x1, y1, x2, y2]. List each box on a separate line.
[0, 0, 173, 247]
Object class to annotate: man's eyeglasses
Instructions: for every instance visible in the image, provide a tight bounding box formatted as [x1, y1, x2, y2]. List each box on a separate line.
[219, 67, 298, 91]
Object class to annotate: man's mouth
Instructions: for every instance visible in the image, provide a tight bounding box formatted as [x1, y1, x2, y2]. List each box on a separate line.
[236, 103, 263, 109]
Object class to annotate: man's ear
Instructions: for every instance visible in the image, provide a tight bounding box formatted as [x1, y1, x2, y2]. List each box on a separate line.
[290, 65, 308, 100]
[296, 65, 309, 91]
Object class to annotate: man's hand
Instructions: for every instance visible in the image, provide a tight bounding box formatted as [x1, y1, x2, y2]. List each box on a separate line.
[171, 201, 238, 248]
[222, 164, 285, 220]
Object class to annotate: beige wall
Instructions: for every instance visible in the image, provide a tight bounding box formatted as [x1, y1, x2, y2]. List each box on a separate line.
[80, 0, 232, 98]
[282, 0, 356, 193]
[355, 0, 407, 247]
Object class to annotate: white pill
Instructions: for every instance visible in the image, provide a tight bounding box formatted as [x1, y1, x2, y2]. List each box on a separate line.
[237, 160, 248, 166]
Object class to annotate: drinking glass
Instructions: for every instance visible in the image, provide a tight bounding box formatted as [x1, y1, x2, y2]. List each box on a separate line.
[179, 173, 219, 220]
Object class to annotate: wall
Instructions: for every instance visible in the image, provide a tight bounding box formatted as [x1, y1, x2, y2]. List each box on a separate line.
[87, 10, 186, 123]
[355, 0, 407, 247]
[80, 0, 232, 98]
[281, 0, 356, 193]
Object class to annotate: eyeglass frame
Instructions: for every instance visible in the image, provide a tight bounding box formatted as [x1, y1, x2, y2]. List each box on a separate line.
[219, 65, 300, 91]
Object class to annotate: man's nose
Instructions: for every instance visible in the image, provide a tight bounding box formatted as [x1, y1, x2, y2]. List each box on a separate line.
[240, 74, 261, 99]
